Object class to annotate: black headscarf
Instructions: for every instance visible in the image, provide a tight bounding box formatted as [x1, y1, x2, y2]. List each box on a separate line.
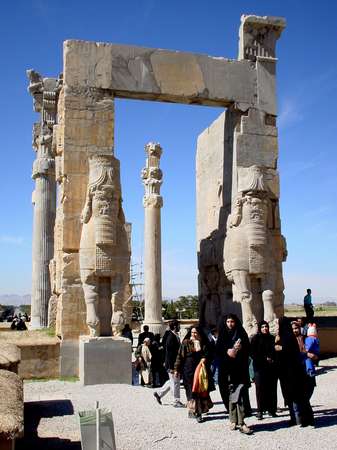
[278, 317, 300, 356]
[251, 320, 275, 370]
[257, 320, 269, 333]
[216, 314, 250, 358]
[216, 313, 250, 385]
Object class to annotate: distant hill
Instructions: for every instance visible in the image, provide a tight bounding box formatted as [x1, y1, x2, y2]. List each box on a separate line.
[0, 294, 31, 306]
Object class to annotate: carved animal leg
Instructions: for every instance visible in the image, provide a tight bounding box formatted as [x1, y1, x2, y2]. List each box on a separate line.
[232, 270, 257, 334]
[82, 277, 100, 337]
[110, 274, 125, 336]
[262, 289, 276, 323]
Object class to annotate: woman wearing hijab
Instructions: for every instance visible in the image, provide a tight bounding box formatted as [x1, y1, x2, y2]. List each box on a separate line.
[275, 317, 309, 426]
[216, 314, 252, 435]
[174, 325, 213, 422]
[291, 320, 316, 426]
[251, 321, 277, 420]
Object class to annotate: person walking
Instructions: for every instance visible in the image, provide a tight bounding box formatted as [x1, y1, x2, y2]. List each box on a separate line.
[250, 321, 277, 420]
[216, 314, 253, 434]
[153, 320, 184, 407]
[174, 325, 214, 422]
[303, 289, 314, 320]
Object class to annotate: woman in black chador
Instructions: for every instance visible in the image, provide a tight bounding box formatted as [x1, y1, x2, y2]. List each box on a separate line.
[275, 317, 309, 426]
[251, 320, 277, 420]
[216, 314, 252, 434]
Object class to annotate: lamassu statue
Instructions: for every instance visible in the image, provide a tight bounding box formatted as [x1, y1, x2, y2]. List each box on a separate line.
[79, 154, 131, 337]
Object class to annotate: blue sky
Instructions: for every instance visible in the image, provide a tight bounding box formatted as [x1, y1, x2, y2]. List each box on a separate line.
[0, 0, 336, 303]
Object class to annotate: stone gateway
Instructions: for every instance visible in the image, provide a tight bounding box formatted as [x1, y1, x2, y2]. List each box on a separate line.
[27, 14, 287, 375]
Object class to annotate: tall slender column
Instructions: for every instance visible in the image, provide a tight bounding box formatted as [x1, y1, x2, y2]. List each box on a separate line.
[142, 143, 163, 335]
[27, 71, 61, 328]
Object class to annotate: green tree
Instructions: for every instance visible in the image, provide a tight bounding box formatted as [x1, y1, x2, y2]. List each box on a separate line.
[19, 304, 31, 316]
[162, 300, 178, 320]
[174, 295, 199, 319]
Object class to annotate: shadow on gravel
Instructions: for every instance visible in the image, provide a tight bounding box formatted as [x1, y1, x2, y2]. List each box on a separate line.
[204, 414, 227, 421]
[16, 400, 81, 450]
[250, 418, 292, 432]
[316, 365, 337, 375]
[314, 407, 337, 428]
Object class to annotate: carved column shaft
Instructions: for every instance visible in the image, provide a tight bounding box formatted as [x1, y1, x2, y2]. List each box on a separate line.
[27, 71, 61, 328]
[31, 175, 56, 327]
[142, 143, 163, 335]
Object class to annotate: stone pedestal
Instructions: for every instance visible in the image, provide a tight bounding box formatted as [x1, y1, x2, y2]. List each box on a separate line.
[79, 336, 131, 385]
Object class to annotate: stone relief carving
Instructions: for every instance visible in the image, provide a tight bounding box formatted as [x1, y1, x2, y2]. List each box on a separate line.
[79, 154, 131, 337]
[224, 165, 287, 335]
[239, 15, 286, 61]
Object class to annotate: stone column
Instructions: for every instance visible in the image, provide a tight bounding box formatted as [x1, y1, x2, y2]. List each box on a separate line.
[27, 71, 61, 328]
[142, 143, 163, 335]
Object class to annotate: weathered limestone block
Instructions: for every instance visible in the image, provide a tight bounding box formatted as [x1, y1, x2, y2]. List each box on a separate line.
[238, 15, 286, 115]
[0, 369, 24, 445]
[196, 110, 242, 328]
[79, 336, 131, 385]
[56, 287, 87, 339]
[234, 133, 278, 168]
[63, 40, 257, 109]
[0, 344, 21, 374]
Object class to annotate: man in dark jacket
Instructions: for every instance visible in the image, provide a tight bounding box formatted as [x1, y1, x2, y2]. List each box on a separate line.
[153, 320, 184, 407]
[138, 325, 154, 346]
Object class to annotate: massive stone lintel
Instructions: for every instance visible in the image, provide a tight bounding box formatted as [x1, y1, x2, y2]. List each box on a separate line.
[63, 40, 257, 110]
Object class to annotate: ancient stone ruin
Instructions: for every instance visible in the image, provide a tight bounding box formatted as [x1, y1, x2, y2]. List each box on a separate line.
[27, 14, 287, 374]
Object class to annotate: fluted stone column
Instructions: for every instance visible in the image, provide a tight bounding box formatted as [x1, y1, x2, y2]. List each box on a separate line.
[142, 143, 163, 335]
[27, 71, 61, 328]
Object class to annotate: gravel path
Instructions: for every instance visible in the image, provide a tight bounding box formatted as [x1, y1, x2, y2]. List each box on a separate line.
[16, 358, 337, 450]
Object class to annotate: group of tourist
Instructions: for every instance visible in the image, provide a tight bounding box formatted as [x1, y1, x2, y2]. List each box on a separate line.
[136, 313, 319, 435]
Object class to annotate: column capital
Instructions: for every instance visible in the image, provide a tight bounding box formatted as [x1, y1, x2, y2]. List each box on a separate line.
[143, 195, 163, 209]
[238, 15, 286, 62]
[142, 142, 163, 206]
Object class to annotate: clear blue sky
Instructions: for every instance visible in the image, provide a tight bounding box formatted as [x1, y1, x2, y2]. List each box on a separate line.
[0, 0, 336, 303]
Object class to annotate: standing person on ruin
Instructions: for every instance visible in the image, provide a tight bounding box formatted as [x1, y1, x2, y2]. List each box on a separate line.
[153, 320, 184, 407]
[174, 326, 214, 422]
[251, 321, 278, 420]
[216, 314, 252, 434]
[304, 289, 314, 320]
[275, 317, 308, 426]
[138, 325, 155, 346]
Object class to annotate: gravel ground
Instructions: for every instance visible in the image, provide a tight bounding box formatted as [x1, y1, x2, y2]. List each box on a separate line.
[16, 358, 337, 450]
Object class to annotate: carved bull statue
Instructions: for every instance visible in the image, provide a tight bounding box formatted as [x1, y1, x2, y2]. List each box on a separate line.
[224, 165, 287, 335]
[79, 154, 131, 337]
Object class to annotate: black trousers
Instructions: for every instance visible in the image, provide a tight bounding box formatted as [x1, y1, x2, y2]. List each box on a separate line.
[254, 368, 277, 414]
